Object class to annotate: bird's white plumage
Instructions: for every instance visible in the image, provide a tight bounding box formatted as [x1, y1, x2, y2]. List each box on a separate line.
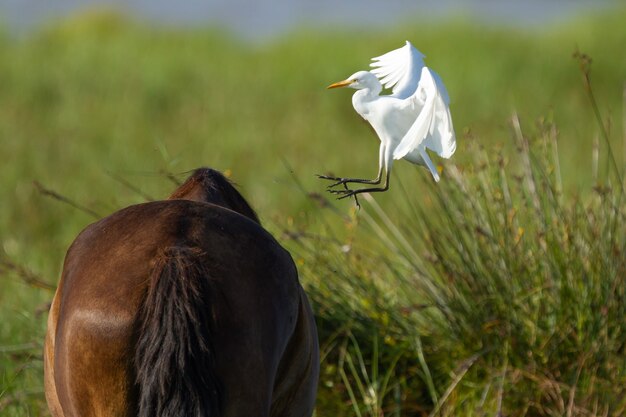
[322, 41, 456, 200]
[369, 41, 455, 163]
[393, 66, 456, 161]
[370, 40, 425, 99]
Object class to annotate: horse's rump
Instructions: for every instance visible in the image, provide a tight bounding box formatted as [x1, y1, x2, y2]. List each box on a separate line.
[45, 169, 319, 417]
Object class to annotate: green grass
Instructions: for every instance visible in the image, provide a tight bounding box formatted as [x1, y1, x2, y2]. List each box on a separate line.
[298, 115, 626, 415]
[1, 8, 626, 416]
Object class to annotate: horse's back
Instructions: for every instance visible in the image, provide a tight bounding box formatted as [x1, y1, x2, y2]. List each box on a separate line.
[47, 199, 311, 417]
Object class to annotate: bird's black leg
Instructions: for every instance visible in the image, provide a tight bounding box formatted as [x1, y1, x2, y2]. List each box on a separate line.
[318, 145, 385, 189]
[343, 182, 361, 209]
[316, 172, 382, 189]
[331, 183, 389, 200]
[329, 172, 390, 200]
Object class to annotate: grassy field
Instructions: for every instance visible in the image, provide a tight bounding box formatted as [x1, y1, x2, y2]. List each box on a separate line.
[1, 8, 626, 416]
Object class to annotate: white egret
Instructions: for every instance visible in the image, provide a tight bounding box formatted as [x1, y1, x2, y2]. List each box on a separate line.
[319, 41, 456, 202]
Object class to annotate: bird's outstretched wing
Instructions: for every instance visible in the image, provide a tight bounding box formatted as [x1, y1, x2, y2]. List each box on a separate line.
[370, 40, 425, 99]
[393, 67, 456, 161]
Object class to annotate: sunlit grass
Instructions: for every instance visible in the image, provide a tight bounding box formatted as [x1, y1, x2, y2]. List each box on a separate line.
[296, 111, 626, 415]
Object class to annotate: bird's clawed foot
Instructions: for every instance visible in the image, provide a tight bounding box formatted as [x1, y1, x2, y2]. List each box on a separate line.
[328, 187, 356, 198]
[330, 186, 361, 208]
[316, 174, 353, 189]
[346, 188, 361, 209]
[316, 174, 364, 208]
[320, 180, 361, 208]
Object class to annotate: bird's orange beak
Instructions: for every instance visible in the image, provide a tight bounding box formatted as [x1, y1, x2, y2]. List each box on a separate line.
[327, 79, 354, 89]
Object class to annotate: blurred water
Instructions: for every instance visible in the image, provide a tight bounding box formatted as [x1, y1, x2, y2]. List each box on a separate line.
[0, 0, 617, 39]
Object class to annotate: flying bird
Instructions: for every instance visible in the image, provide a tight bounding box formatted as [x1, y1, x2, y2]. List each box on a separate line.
[319, 41, 456, 202]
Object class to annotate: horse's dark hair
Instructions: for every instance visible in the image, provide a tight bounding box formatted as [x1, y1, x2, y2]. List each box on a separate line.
[135, 246, 221, 417]
[169, 168, 260, 224]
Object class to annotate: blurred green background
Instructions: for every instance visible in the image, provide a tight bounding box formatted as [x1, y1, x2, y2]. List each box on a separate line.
[1, 3, 625, 416]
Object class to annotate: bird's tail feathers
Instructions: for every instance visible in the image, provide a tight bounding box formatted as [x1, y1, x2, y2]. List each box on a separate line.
[420, 149, 440, 182]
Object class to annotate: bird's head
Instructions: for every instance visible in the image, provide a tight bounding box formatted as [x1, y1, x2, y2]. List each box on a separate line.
[327, 71, 380, 91]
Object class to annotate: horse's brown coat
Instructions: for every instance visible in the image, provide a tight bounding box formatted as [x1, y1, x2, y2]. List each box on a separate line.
[44, 168, 319, 417]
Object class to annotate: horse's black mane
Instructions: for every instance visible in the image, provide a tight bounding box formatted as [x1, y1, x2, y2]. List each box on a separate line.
[169, 168, 260, 225]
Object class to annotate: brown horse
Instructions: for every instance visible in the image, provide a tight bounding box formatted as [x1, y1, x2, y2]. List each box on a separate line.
[44, 168, 319, 417]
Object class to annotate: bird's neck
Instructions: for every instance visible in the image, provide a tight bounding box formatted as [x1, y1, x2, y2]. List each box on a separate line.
[352, 84, 381, 107]
[357, 82, 382, 98]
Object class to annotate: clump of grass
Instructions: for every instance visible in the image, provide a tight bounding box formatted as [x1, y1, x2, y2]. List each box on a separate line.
[294, 84, 626, 416]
